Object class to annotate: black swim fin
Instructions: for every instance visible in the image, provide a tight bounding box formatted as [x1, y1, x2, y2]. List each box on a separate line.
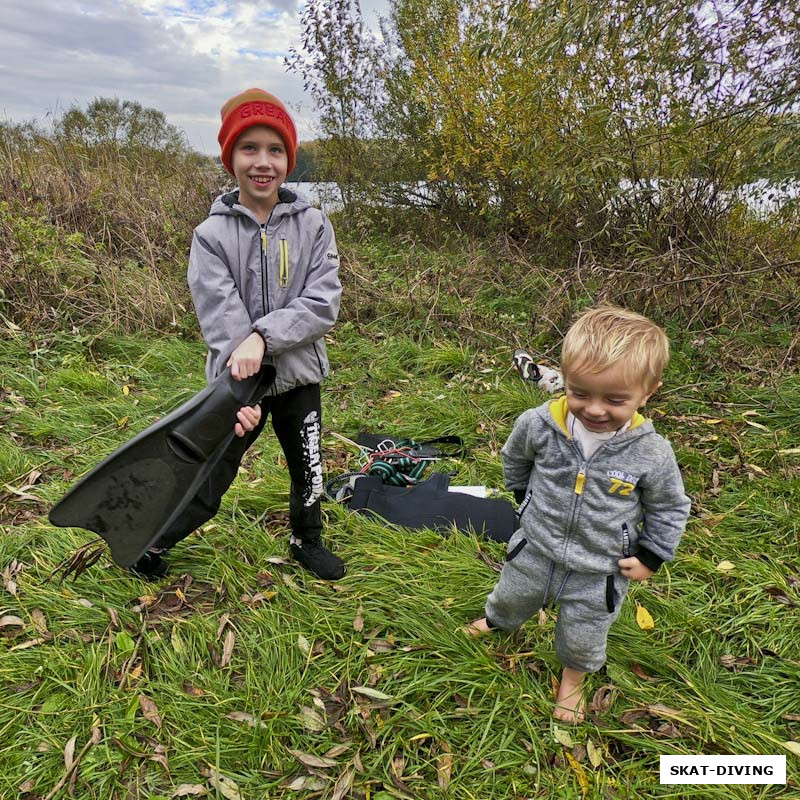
[49, 366, 275, 567]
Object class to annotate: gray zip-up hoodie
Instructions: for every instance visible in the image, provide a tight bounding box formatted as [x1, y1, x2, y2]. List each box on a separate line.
[188, 187, 341, 395]
[503, 396, 690, 575]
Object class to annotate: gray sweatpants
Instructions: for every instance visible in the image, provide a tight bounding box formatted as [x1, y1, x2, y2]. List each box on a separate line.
[485, 530, 630, 673]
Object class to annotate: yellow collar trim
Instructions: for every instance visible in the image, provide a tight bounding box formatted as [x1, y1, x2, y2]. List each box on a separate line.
[548, 396, 647, 438]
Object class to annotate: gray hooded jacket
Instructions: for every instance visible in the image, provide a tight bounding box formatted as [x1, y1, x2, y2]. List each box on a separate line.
[188, 187, 341, 395]
[503, 397, 691, 575]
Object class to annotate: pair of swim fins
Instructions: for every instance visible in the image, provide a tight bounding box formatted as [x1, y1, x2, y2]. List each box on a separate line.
[49, 366, 275, 568]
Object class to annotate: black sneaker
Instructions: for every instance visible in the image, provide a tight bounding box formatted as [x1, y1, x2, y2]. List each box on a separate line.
[129, 550, 168, 579]
[290, 537, 345, 580]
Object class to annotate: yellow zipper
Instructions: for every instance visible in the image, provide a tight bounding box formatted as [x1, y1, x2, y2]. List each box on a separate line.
[279, 239, 289, 287]
[574, 470, 585, 495]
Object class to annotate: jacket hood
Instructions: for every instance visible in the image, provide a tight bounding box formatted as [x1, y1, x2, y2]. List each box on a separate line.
[546, 396, 652, 445]
[208, 187, 312, 224]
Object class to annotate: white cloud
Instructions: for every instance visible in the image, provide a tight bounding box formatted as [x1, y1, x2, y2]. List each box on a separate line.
[0, 0, 382, 150]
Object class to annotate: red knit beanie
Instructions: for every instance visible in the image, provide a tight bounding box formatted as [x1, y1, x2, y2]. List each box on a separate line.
[218, 88, 297, 176]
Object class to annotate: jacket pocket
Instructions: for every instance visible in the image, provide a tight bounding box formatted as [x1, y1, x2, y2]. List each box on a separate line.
[506, 537, 528, 562]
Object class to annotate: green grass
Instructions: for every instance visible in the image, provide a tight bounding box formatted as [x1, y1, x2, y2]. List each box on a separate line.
[1, 324, 798, 800]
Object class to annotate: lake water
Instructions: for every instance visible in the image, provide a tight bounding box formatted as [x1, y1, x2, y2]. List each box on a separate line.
[287, 180, 799, 219]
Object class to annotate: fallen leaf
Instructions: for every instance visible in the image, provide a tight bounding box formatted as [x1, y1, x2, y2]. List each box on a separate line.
[182, 682, 205, 697]
[720, 654, 757, 670]
[566, 750, 588, 796]
[220, 628, 235, 667]
[285, 776, 327, 791]
[437, 742, 452, 790]
[205, 767, 242, 800]
[351, 686, 394, 703]
[783, 741, 800, 756]
[553, 727, 574, 748]
[172, 785, 207, 797]
[288, 749, 338, 769]
[481, 758, 495, 770]
[139, 695, 163, 729]
[631, 663, 659, 682]
[216, 613, 231, 640]
[743, 419, 769, 431]
[716, 560, 735, 572]
[586, 739, 603, 767]
[324, 744, 351, 758]
[635, 603, 655, 630]
[64, 735, 77, 770]
[226, 711, 267, 729]
[265, 556, 291, 565]
[18, 779, 35, 792]
[299, 706, 326, 732]
[31, 609, 48, 633]
[9, 638, 45, 651]
[0, 615, 25, 628]
[330, 765, 354, 800]
[353, 604, 364, 632]
[297, 634, 311, 655]
[765, 586, 795, 606]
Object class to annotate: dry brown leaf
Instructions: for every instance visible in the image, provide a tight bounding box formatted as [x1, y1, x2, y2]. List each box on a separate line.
[353, 604, 364, 632]
[297, 634, 311, 655]
[220, 628, 235, 668]
[205, 767, 242, 800]
[216, 613, 231, 640]
[226, 712, 266, 728]
[631, 663, 659, 682]
[0, 614, 25, 628]
[139, 695, 163, 729]
[18, 779, 35, 792]
[330, 765, 354, 800]
[172, 785, 207, 797]
[183, 682, 205, 697]
[589, 686, 614, 714]
[30, 609, 48, 633]
[720, 654, 757, 670]
[288, 748, 339, 769]
[64, 735, 77, 770]
[437, 742, 452, 791]
[285, 776, 327, 791]
[299, 706, 326, 733]
[324, 744, 351, 758]
[481, 758, 496, 770]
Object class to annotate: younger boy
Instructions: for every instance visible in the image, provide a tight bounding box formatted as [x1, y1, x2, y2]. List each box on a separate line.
[132, 88, 344, 581]
[467, 306, 690, 723]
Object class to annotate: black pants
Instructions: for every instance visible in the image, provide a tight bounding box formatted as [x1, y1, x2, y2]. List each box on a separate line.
[157, 382, 323, 549]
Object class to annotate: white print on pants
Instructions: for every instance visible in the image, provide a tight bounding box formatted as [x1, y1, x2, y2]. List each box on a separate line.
[300, 411, 323, 506]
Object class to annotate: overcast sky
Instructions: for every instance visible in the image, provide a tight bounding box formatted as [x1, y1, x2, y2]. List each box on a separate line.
[0, 0, 386, 153]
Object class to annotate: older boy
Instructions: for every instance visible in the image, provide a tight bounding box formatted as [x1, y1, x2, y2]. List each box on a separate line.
[132, 88, 344, 581]
[467, 306, 690, 723]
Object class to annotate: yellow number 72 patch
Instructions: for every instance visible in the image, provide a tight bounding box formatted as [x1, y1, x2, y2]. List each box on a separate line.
[608, 478, 635, 496]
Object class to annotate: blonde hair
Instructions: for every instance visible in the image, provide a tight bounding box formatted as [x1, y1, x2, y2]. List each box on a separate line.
[561, 305, 670, 390]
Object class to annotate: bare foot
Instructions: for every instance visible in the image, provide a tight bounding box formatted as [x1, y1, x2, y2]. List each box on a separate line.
[462, 617, 492, 636]
[553, 666, 586, 724]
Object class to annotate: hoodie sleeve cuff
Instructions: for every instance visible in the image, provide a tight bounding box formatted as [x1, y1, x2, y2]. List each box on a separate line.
[635, 546, 664, 572]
